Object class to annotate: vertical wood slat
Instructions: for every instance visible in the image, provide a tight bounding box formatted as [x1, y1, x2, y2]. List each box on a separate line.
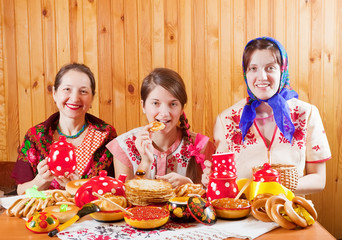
[164, 0, 178, 70]
[205, 0, 219, 137]
[15, 0, 32, 140]
[55, 0, 70, 68]
[219, 0, 232, 112]
[285, 0, 299, 93]
[124, 0, 140, 130]
[42, 0, 57, 117]
[273, 0, 286, 44]
[83, 0, 98, 116]
[335, 0, 342, 235]
[137, 0, 152, 125]
[259, 0, 271, 36]
[28, 0, 45, 125]
[0, 0, 5, 161]
[298, 0, 310, 102]
[320, 0, 337, 231]
[97, 0, 113, 125]
[0, 0, 341, 238]
[246, 0, 259, 41]
[111, 0, 126, 134]
[1, 0, 20, 164]
[69, 0, 84, 63]
[178, 0, 192, 123]
[232, 0, 246, 104]
[191, 0, 205, 134]
[152, 0, 164, 68]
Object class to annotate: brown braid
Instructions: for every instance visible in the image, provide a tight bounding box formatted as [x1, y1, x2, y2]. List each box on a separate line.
[179, 113, 192, 144]
[179, 113, 203, 184]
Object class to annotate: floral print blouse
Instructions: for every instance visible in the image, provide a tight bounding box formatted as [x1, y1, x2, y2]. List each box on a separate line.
[12, 112, 117, 190]
[214, 98, 331, 179]
[106, 127, 214, 180]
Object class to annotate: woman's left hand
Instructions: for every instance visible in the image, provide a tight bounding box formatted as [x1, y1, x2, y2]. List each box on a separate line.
[54, 172, 80, 187]
[156, 172, 193, 188]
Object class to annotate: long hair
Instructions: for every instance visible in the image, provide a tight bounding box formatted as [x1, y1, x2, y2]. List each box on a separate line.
[141, 68, 202, 183]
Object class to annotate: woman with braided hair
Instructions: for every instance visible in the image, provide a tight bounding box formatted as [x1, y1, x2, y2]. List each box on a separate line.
[106, 68, 214, 188]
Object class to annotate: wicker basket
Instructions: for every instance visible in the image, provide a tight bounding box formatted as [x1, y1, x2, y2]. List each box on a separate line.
[252, 164, 299, 192]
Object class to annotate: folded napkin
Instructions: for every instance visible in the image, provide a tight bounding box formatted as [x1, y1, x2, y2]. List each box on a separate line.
[0, 195, 25, 209]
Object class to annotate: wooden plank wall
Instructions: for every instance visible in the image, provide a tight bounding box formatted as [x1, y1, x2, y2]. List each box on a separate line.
[0, 0, 341, 237]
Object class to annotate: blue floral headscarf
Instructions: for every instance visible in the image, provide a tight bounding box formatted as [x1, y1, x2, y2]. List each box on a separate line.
[239, 37, 298, 142]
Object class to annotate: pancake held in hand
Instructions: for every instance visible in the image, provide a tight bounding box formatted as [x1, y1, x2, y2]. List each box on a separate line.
[125, 178, 175, 206]
[148, 121, 165, 132]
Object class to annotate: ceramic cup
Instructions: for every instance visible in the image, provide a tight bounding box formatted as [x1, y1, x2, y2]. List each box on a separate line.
[211, 152, 236, 175]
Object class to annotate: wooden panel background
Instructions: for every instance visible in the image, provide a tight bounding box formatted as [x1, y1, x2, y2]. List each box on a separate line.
[0, 0, 341, 237]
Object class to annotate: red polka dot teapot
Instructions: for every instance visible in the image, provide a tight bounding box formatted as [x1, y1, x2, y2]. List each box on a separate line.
[253, 163, 281, 183]
[47, 136, 77, 177]
[75, 170, 127, 207]
[206, 164, 238, 202]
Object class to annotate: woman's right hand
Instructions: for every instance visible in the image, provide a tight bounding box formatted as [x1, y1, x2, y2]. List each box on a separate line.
[36, 158, 54, 183]
[201, 160, 212, 187]
[135, 124, 154, 163]
[17, 157, 54, 195]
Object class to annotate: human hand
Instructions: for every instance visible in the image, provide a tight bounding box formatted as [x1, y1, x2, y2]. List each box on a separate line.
[201, 160, 212, 187]
[36, 158, 54, 183]
[135, 124, 154, 163]
[156, 172, 193, 188]
[54, 172, 80, 188]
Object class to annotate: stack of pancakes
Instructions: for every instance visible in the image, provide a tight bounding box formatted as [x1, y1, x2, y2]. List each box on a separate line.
[125, 179, 175, 206]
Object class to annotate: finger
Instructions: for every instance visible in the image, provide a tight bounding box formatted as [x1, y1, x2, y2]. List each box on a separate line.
[144, 123, 154, 131]
[156, 175, 168, 180]
[42, 170, 53, 181]
[39, 164, 50, 173]
[69, 173, 80, 181]
[204, 160, 212, 168]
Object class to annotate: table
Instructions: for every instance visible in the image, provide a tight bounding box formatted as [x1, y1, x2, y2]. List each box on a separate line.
[0, 212, 336, 240]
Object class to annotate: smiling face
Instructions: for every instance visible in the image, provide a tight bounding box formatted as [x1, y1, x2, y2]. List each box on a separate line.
[53, 69, 94, 121]
[142, 85, 183, 133]
[246, 49, 281, 100]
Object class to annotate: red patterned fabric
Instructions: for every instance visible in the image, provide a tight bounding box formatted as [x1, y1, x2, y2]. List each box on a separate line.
[76, 127, 107, 176]
[12, 112, 117, 190]
[214, 98, 331, 179]
[106, 127, 215, 180]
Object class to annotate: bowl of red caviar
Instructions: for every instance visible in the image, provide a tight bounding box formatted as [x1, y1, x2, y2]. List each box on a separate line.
[123, 206, 169, 229]
[211, 198, 251, 219]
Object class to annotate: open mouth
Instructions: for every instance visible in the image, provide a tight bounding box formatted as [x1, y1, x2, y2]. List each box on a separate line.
[255, 83, 270, 88]
[66, 103, 82, 110]
[156, 119, 171, 124]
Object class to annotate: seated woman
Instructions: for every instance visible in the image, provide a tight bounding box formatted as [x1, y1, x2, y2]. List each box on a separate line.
[106, 68, 215, 188]
[12, 63, 117, 195]
[202, 37, 331, 195]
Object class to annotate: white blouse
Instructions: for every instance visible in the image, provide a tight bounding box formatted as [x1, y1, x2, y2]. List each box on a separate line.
[214, 98, 331, 179]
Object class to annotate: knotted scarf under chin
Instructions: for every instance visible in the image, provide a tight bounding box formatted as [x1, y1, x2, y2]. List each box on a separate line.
[239, 87, 298, 143]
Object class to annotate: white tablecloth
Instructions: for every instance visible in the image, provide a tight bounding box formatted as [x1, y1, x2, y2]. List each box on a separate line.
[1, 195, 279, 240]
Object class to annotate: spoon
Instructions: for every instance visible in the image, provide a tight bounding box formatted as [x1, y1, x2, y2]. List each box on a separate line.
[92, 192, 133, 216]
[48, 203, 100, 237]
[234, 178, 252, 200]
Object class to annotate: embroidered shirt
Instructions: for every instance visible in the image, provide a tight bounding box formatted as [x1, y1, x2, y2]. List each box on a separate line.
[12, 112, 117, 189]
[106, 127, 214, 180]
[214, 98, 331, 179]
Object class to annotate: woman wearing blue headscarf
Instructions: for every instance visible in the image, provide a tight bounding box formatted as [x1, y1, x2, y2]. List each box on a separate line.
[202, 37, 331, 195]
